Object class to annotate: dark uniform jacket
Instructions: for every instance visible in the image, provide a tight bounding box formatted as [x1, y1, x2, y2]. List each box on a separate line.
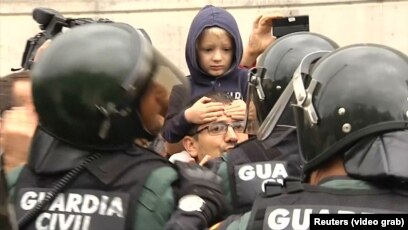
[206, 126, 301, 214]
[8, 130, 178, 230]
[220, 176, 408, 230]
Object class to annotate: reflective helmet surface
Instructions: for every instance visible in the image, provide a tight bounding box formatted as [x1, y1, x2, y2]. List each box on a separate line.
[294, 44, 408, 174]
[252, 32, 338, 123]
[32, 23, 188, 150]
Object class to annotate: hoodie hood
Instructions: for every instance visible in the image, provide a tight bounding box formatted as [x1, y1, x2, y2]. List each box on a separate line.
[185, 5, 243, 84]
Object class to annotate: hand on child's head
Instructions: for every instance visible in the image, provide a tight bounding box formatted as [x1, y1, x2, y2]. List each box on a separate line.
[224, 99, 246, 121]
[184, 96, 224, 124]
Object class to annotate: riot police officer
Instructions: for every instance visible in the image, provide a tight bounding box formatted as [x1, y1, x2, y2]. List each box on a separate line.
[205, 32, 338, 214]
[7, 23, 227, 230]
[222, 44, 408, 230]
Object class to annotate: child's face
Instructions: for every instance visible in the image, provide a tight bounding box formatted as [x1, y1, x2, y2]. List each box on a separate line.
[197, 28, 234, 77]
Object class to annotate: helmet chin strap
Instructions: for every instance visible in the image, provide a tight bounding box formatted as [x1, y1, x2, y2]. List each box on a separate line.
[244, 67, 265, 134]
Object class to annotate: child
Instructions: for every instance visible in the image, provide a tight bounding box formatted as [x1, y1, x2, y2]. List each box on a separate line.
[162, 5, 248, 145]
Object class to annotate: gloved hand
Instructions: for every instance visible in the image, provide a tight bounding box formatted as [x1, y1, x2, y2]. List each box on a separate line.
[174, 161, 229, 227]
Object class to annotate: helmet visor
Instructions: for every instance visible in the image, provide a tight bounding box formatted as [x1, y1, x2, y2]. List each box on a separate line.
[135, 47, 190, 136]
[150, 48, 190, 117]
[256, 51, 331, 140]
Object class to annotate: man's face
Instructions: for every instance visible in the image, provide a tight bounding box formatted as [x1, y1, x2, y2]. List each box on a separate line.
[139, 81, 168, 136]
[184, 112, 248, 162]
[197, 28, 234, 77]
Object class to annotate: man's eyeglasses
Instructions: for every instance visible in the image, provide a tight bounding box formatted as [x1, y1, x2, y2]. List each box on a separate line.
[192, 121, 246, 136]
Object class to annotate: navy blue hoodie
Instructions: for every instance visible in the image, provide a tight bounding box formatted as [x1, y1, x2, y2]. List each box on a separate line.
[162, 5, 249, 143]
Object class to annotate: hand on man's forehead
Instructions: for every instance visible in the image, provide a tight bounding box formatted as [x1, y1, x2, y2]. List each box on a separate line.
[200, 106, 241, 126]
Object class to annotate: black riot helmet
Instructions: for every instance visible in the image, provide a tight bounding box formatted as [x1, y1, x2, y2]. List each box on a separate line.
[246, 32, 338, 136]
[293, 44, 408, 175]
[32, 23, 189, 151]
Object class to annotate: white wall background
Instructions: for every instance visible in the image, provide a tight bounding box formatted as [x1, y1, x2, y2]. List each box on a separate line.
[0, 0, 407, 77]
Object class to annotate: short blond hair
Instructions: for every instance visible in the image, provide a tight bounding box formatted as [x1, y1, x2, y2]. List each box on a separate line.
[197, 27, 233, 45]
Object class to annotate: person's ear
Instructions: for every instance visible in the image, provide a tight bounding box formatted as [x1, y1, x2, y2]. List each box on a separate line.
[182, 136, 198, 158]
